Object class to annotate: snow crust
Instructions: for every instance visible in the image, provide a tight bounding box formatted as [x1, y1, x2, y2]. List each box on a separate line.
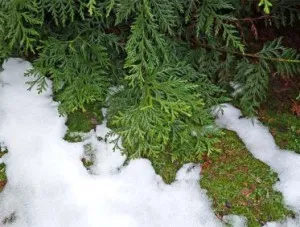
[0, 59, 222, 227]
[215, 104, 300, 226]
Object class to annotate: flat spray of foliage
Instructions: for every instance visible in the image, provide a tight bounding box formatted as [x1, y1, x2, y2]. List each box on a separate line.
[0, 0, 299, 160]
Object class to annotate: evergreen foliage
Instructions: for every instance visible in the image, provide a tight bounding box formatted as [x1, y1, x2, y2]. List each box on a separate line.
[0, 0, 299, 159]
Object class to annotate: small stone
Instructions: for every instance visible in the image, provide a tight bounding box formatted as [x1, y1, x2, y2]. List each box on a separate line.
[225, 201, 232, 208]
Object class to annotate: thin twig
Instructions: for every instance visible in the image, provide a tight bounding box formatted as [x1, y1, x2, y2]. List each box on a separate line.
[239, 15, 276, 22]
[197, 43, 300, 63]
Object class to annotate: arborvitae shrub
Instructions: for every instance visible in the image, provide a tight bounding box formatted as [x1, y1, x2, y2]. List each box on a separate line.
[0, 0, 299, 160]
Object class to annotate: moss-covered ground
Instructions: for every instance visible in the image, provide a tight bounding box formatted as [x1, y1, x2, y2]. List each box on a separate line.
[144, 128, 294, 227]
[63, 102, 103, 142]
[200, 131, 294, 227]
[0, 78, 298, 226]
[258, 77, 300, 152]
[144, 77, 298, 226]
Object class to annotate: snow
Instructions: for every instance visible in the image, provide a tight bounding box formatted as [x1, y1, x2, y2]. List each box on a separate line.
[1, 58, 300, 227]
[264, 216, 300, 227]
[229, 82, 243, 97]
[214, 104, 300, 226]
[223, 214, 247, 227]
[0, 58, 223, 227]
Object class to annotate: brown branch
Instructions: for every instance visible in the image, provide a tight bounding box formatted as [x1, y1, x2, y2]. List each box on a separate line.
[197, 42, 300, 63]
[239, 15, 276, 22]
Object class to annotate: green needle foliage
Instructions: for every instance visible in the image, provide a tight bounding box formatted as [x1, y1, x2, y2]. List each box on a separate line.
[27, 34, 111, 113]
[0, 0, 299, 159]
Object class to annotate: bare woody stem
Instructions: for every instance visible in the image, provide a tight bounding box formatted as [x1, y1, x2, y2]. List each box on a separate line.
[197, 43, 300, 63]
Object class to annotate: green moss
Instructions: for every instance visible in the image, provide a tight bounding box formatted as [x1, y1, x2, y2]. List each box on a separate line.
[200, 131, 294, 227]
[64, 133, 83, 143]
[260, 110, 300, 152]
[144, 147, 201, 184]
[64, 102, 104, 142]
[0, 163, 6, 180]
[66, 111, 94, 133]
[60, 84, 296, 226]
[258, 77, 300, 153]
[66, 103, 103, 133]
[258, 82, 300, 153]
[0, 151, 7, 191]
[62, 103, 104, 169]
[146, 130, 292, 226]
[147, 153, 180, 184]
[81, 158, 94, 168]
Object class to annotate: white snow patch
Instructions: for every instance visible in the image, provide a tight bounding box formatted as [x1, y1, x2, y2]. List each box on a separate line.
[229, 82, 243, 97]
[263, 216, 300, 227]
[214, 104, 300, 225]
[223, 214, 247, 227]
[81, 127, 126, 175]
[0, 58, 223, 227]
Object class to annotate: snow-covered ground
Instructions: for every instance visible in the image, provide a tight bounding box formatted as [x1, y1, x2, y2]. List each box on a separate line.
[0, 59, 223, 226]
[0, 58, 299, 226]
